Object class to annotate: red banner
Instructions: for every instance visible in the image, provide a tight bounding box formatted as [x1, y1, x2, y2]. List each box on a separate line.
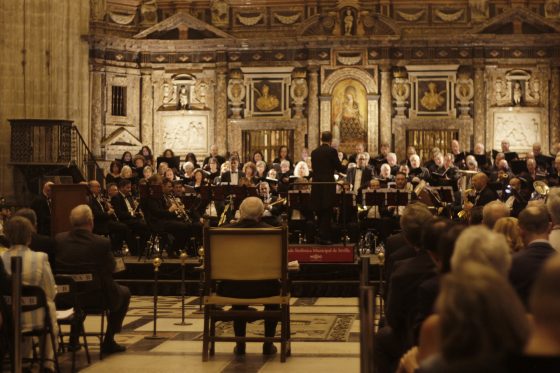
[288, 245, 355, 263]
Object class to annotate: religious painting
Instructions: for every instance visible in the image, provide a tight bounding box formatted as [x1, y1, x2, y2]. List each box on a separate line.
[331, 79, 368, 154]
[418, 80, 447, 112]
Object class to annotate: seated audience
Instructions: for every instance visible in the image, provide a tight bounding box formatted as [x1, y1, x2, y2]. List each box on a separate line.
[218, 197, 280, 356]
[13, 208, 56, 271]
[547, 187, 560, 252]
[509, 205, 556, 307]
[1, 217, 58, 372]
[55, 205, 130, 354]
[482, 200, 510, 229]
[493, 217, 525, 254]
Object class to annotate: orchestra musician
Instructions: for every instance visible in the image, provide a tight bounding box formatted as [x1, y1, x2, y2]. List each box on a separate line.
[346, 153, 373, 203]
[141, 176, 193, 258]
[462, 172, 499, 213]
[258, 181, 284, 226]
[240, 162, 260, 187]
[88, 180, 129, 255]
[547, 156, 560, 187]
[111, 179, 149, 256]
[504, 177, 528, 218]
[520, 158, 546, 193]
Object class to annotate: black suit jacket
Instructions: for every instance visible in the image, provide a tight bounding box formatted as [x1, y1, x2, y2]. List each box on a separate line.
[509, 240, 556, 308]
[89, 197, 113, 234]
[346, 167, 373, 193]
[217, 219, 280, 298]
[111, 193, 137, 222]
[55, 229, 121, 310]
[386, 249, 437, 349]
[219, 171, 246, 185]
[31, 194, 51, 236]
[474, 186, 499, 207]
[311, 143, 344, 210]
[142, 196, 177, 230]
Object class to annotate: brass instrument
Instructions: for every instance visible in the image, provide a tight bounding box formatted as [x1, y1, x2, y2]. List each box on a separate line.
[100, 195, 119, 222]
[497, 170, 510, 180]
[218, 195, 234, 226]
[167, 194, 191, 224]
[457, 188, 475, 220]
[268, 197, 287, 207]
[532, 180, 550, 201]
[132, 197, 144, 219]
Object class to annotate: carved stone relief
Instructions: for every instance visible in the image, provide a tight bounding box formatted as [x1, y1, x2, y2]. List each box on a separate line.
[489, 69, 545, 108]
[211, 0, 229, 27]
[140, 0, 158, 25]
[290, 71, 308, 119]
[545, 0, 560, 19]
[492, 110, 541, 152]
[455, 74, 474, 118]
[91, 0, 107, 21]
[391, 70, 410, 119]
[469, 0, 489, 21]
[161, 111, 209, 156]
[227, 71, 246, 119]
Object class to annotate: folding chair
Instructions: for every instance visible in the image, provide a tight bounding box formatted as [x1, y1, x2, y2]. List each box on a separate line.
[201, 225, 291, 362]
[54, 275, 91, 372]
[3, 285, 60, 372]
[55, 270, 109, 360]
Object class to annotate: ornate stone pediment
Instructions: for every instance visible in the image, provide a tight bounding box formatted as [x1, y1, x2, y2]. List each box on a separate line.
[101, 127, 142, 147]
[472, 7, 560, 34]
[133, 11, 234, 40]
[299, 12, 400, 37]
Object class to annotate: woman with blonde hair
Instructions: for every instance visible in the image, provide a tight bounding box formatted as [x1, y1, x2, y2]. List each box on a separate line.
[493, 217, 524, 253]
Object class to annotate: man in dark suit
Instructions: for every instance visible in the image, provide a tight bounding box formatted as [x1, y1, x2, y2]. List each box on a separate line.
[55, 205, 130, 354]
[88, 180, 130, 255]
[142, 176, 191, 257]
[13, 208, 56, 272]
[219, 197, 280, 356]
[464, 173, 499, 214]
[311, 131, 345, 244]
[219, 157, 245, 185]
[111, 179, 149, 256]
[31, 181, 53, 236]
[346, 153, 373, 204]
[510, 205, 556, 308]
[374, 202, 436, 373]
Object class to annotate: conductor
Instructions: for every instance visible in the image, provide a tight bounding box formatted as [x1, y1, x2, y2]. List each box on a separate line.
[311, 131, 345, 244]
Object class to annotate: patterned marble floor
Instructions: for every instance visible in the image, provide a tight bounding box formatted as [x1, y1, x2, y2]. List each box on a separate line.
[54, 296, 364, 373]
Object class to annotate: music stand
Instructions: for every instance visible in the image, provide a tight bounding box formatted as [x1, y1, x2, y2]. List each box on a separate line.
[386, 189, 410, 216]
[511, 160, 528, 175]
[363, 189, 386, 208]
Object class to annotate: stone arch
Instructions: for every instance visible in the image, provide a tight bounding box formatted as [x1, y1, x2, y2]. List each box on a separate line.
[320, 68, 379, 154]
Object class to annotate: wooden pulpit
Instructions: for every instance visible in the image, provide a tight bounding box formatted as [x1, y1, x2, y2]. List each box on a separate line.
[51, 184, 89, 236]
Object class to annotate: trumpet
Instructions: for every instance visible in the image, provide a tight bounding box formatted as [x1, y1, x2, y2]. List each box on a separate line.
[167, 194, 191, 224]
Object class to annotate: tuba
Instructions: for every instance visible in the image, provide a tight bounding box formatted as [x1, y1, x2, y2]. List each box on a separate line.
[532, 181, 550, 201]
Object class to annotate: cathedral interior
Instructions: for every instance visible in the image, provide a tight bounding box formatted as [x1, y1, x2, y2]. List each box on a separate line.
[1, 0, 559, 201]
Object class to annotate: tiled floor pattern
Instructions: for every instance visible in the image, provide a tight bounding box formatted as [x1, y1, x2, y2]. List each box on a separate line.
[52, 296, 363, 373]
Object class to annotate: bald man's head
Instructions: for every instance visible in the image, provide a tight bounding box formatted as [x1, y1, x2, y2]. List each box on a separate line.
[239, 197, 265, 221]
[472, 172, 488, 191]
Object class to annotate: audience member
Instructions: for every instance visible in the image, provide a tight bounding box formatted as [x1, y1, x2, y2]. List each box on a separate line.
[13, 208, 56, 271]
[547, 187, 560, 252]
[482, 200, 510, 229]
[55, 205, 130, 354]
[1, 217, 58, 372]
[219, 197, 280, 356]
[493, 217, 524, 253]
[510, 205, 556, 307]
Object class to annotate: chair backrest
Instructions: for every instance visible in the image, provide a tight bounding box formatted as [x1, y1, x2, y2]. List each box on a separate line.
[204, 225, 287, 283]
[3, 285, 48, 314]
[54, 270, 105, 309]
[54, 274, 78, 310]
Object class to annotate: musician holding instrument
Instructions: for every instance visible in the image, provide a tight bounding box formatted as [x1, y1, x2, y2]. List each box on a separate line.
[462, 172, 499, 213]
[504, 177, 528, 217]
[111, 179, 150, 256]
[346, 153, 373, 203]
[240, 162, 260, 187]
[259, 181, 284, 226]
[87, 180, 130, 255]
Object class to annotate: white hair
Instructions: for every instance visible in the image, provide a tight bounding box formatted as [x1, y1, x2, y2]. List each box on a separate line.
[239, 197, 264, 221]
[410, 154, 420, 163]
[183, 161, 194, 172]
[293, 161, 310, 177]
[546, 187, 560, 225]
[452, 226, 512, 277]
[380, 163, 391, 174]
[69, 204, 94, 228]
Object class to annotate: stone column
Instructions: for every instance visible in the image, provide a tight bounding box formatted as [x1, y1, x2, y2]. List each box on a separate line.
[140, 71, 154, 149]
[90, 68, 104, 158]
[473, 65, 486, 149]
[307, 67, 319, 150]
[215, 67, 228, 152]
[379, 64, 392, 148]
[550, 67, 560, 148]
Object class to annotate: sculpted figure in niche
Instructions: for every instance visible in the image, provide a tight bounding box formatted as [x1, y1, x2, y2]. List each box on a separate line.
[179, 86, 189, 109]
[255, 84, 279, 112]
[344, 10, 354, 36]
[334, 85, 365, 145]
[420, 82, 446, 111]
[513, 81, 522, 106]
